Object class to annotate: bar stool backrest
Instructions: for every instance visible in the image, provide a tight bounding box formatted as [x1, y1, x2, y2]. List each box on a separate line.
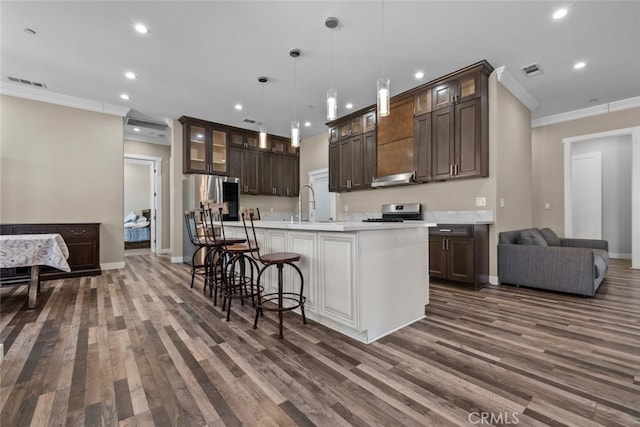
[184, 210, 201, 246]
[241, 210, 264, 262]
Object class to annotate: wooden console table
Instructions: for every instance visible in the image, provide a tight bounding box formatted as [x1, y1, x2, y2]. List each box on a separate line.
[0, 234, 71, 308]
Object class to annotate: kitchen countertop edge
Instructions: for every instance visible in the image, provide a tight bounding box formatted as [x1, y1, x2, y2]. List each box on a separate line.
[221, 220, 437, 232]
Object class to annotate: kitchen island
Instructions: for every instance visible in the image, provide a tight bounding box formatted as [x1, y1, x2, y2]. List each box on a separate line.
[222, 220, 434, 343]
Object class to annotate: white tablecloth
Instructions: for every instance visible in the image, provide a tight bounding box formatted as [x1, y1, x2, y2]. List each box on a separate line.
[0, 234, 71, 272]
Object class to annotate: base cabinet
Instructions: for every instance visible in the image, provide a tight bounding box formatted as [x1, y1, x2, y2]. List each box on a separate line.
[429, 224, 488, 289]
[318, 234, 359, 329]
[0, 223, 101, 281]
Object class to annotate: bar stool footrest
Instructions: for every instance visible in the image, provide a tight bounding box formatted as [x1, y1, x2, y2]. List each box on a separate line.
[256, 292, 306, 312]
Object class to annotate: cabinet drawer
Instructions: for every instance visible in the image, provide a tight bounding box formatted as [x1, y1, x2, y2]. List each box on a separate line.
[59, 225, 97, 239]
[13, 225, 59, 235]
[429, 224, 472, 237]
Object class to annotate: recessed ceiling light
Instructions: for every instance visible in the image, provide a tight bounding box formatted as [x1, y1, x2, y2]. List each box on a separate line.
[120, 93, 130, 100]
[134, 23, 148, 34]
[574, 61, 586, 69]
[414, 71, 424, 79]
[125, 71, 137, 80]
[304, 122, 311, 127]
[552, 8, 568, 20]
[345, 103, 353, 109]
[234, 104, 243, 111]
[133, 127, 140, 132]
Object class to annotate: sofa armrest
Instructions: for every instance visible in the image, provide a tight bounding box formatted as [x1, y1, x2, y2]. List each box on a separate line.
[560, 238, 608, 252]
[498, 243, 597, 296]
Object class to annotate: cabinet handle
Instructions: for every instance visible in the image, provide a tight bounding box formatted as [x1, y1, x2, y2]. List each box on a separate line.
[455, 164, 459, 176]
[439, 229, 452, 232]
[442, 239, 446, 251]
[446, 238, 449, 250]
[450, 165, 454, 177]
[71, 230, 87, 235]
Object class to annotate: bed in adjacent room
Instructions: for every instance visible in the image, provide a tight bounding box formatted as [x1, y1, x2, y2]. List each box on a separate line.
[124, 209, 151, 249]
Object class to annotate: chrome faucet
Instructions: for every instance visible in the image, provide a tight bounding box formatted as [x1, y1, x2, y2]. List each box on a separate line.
[298, 184, 316, 223]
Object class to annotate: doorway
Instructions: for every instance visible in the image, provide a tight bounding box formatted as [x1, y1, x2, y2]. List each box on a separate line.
[564, 127, 640, 268]
[124, 154, 162, 253]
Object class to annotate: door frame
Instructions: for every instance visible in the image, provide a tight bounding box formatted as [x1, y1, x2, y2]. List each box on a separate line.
[124, 153, 163, 253]
[563, 126, 640, 269]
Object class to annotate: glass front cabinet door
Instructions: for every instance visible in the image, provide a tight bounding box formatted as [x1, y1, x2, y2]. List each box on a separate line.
[180, 116, 229, 175]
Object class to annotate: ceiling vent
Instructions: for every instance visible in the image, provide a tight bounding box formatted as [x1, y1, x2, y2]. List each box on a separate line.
[125, 117, 168, 131]
[7, 76, 46, 88]
[521, 63, 543, 77]
[243, 118, 262, 126]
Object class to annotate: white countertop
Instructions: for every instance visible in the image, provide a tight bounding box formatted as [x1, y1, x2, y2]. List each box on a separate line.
[222, 220, 436, 232]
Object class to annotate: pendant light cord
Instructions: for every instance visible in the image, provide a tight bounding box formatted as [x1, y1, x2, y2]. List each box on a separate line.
[381, 0, 385, 76]
[330, 29, 334, 88]
[293, 56, 297, 119]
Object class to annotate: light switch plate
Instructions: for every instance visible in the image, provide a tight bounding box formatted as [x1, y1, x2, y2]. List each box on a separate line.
[544, 202, 551, 210]
[476, 197, 487, 207]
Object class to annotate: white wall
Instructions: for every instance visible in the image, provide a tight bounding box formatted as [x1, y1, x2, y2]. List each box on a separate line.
[572, 135, 632, 257]
[124, 162, 151, 218]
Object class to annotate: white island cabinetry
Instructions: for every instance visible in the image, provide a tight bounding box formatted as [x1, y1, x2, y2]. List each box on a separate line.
[222, 221, 432, 343]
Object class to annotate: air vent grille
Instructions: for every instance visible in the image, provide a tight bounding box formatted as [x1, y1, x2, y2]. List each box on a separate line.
[7, 76, 46, 88]
[125, 118, 168, 131]
[521, 63, 543, 77]
[243, 118, 262, 125]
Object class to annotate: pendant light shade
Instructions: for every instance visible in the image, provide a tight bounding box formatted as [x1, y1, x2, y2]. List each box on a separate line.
[258, 76, 268, 148]
[327, 88, 337, 121]
[326, 17, 339, 121]
[259, 126, 267, 148]
[377, 77, 390, 117]
[291, 120, 300, 147]
[290, 49, 301, 148]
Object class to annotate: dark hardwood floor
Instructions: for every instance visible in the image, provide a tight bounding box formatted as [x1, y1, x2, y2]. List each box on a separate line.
[1, 256, 639, 426]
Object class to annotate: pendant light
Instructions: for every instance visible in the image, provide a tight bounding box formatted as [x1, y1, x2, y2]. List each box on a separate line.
[326, 17, 339, 121]
[258, 76, 268, 148]
[290, 49, 301, 148]
[377, 1, 390, 117]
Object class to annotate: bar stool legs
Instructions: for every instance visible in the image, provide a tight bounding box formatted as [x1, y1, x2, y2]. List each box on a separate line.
[254, 260, 306, 339]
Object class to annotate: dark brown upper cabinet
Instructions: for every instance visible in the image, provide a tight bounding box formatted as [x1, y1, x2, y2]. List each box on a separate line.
[327, 107, 377, 192]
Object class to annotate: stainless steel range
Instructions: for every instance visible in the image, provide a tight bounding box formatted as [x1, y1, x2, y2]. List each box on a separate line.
[362, 203, 422, 222]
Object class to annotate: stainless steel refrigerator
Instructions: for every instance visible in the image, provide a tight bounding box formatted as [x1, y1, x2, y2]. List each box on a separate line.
[183, 175, 240, 265]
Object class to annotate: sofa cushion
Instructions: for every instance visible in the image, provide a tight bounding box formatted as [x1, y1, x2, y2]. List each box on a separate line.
[593, 249, 609, 279]
[518, 228, 548, 246]
[540, 228, 562, 246]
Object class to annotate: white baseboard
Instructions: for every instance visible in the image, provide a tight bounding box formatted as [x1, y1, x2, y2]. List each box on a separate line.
[489, 275, 499, 285]
[171, 256, 185, 264]
[156, 248, 171, 255]
[609, 253, 632, 260]
[101, 262, 125, 270]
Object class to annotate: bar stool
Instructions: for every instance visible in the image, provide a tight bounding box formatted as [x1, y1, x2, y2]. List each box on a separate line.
[184, 210, 216, 291]
[212, 205, 261, 321]
[200, 202, 245, 304]
[242, 211, 306, 338]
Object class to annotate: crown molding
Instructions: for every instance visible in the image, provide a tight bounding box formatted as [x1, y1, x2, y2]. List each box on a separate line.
[494, 66, 539, 111]
[532, 96, 640, 128]
[0, 82, 130, 117]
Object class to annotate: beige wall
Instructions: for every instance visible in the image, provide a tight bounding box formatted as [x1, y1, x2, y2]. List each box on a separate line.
[0, 95, 124, 266]
[494, 77, 533, 233]
[124, 139, 172, 252]
[531, 106, 640, 235]
[170, 119, 184, 261]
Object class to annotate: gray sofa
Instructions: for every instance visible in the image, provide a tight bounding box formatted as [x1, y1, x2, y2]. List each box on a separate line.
[498, 228, 609, 297]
